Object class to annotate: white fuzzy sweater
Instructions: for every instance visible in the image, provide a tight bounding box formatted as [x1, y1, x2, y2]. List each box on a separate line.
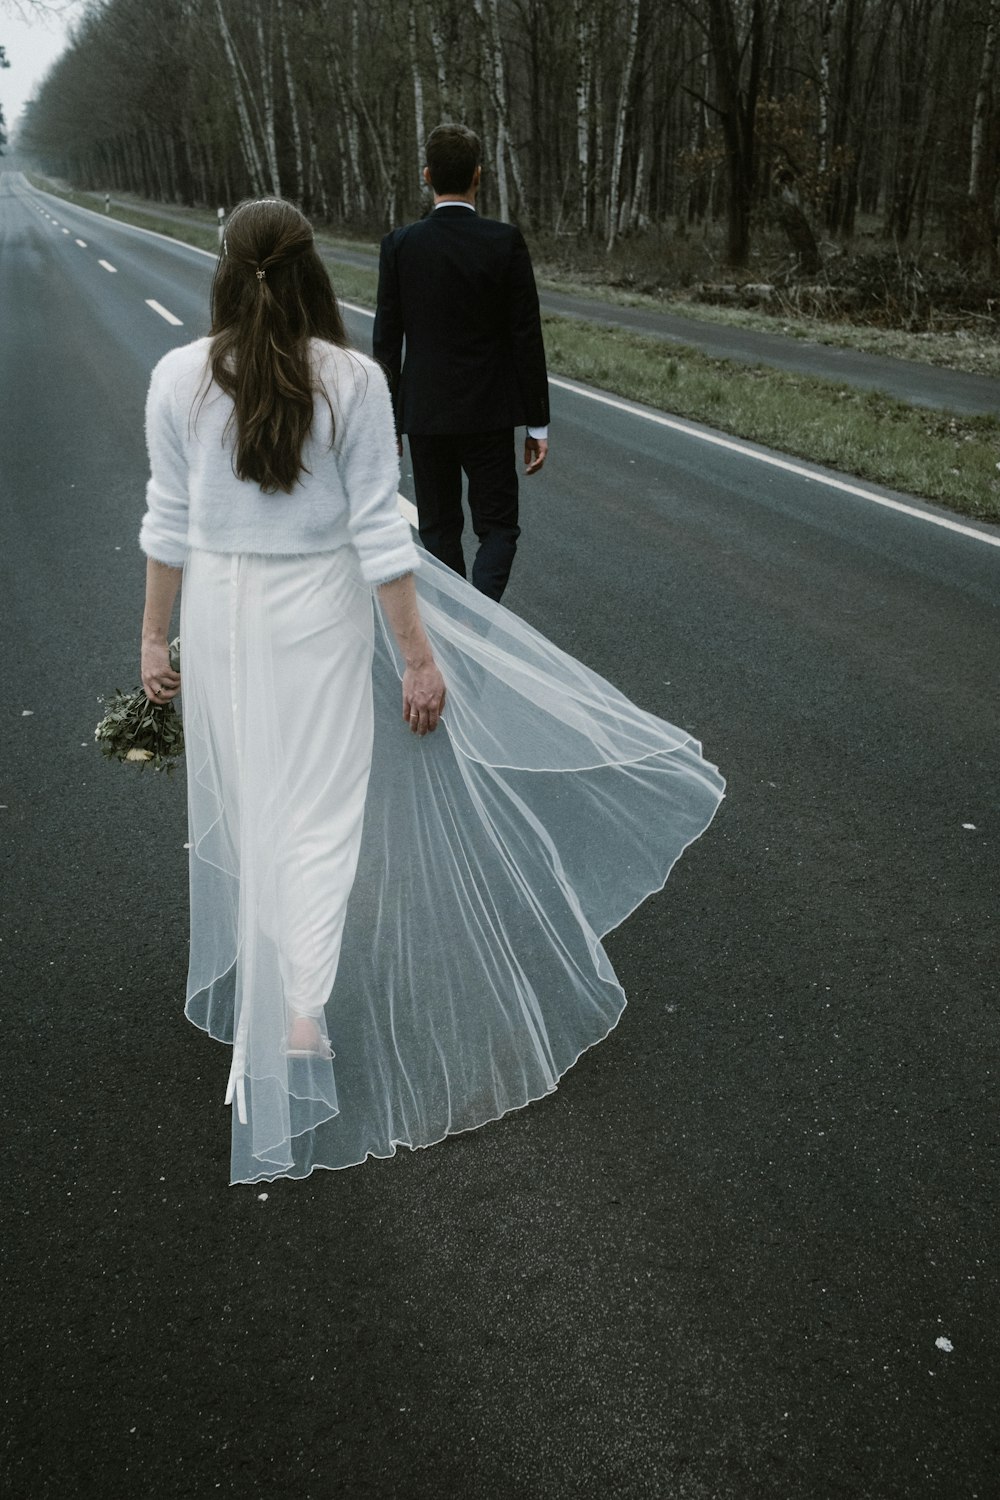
[139, 338, 420, 585]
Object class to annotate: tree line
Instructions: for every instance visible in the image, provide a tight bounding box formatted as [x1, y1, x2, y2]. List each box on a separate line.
[16, 0, 1000, 272]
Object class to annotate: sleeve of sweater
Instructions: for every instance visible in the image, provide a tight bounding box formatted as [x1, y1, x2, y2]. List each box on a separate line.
[336, 358, 420, 586]
[139, 356, 190, 567]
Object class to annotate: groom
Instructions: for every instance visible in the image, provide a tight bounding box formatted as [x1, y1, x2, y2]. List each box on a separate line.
[373, 123, 549, 601]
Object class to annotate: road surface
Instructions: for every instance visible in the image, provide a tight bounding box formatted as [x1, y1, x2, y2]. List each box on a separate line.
[2, 173, 998, 1500]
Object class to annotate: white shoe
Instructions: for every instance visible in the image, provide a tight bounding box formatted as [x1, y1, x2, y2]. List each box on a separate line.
[282, 1015, 335, 1060]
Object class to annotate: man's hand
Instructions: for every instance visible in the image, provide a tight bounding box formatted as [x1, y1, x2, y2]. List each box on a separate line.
[524, 436, 548, 476]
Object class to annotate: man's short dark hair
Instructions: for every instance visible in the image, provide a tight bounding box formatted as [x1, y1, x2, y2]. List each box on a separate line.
[425, 124, 481, 194]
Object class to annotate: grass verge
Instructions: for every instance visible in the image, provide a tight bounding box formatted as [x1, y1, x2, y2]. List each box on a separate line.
[29, 176, 1000, 523]
[543, 318, 1000, 522]
[535, 271, 1000, 380]
[299, 259, 1000, 524]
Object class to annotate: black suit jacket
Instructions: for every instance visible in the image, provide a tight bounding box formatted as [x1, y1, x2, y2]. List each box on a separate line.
[373, 206, 550, 435]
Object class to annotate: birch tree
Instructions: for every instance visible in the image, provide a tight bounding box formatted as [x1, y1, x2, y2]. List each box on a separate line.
[213, 0, 266, 195]
[964, 0, 1000, 266]
[605, 0, 640, 250]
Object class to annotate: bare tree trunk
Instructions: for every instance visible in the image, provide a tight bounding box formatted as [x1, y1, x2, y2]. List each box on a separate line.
[278, 0, 305, 203]
[427, 5, 451, 117]
[574, 0, 592, 232]
[306, 104, 330, 220]
[817, 0, 841, 176]
[775, 171, 823, 270]
[332, 4, 398, 227]
[325, 48, 366, 219]
[408, 0, 426, 184]
[473, 0, 527, 220]
[965, 0, 1000, 265]
[606, 0, 641, 251]
[213, 0, 266, 195]
[254, 2, 281, 196]
[593, 41, 606, 237]
[704, 0, 769, 267]
[628, 140, 647, 231]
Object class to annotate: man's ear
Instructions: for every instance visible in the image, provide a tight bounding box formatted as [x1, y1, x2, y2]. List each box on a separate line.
[473, 165, 482, 189]
[422, 166, 432, 187]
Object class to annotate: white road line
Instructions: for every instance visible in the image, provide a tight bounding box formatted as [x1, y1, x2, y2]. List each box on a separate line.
[22, 179, 218, 261]
[98, 259, 117, 273]
[546, 376, 1000, 550]
[347, 287, 999, 551]
[145, 298, 183, 326]
[75, 239, 87, 248]
[397, 494, 419, 528]
[348, 298, 413, 530]
[61, 227, 70, 234]
[19, 183, 997, 552]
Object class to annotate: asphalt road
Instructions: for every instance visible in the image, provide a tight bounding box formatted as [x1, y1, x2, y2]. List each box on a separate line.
[2, 172, 998, 1500]
[35, 174, 1000, 417]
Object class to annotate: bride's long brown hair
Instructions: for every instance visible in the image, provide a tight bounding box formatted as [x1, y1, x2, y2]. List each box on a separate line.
[209, 198, 349, 494]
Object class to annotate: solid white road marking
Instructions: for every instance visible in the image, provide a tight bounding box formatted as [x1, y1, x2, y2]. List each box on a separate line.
[397, 494, 419, 528]
[98, 260, 117, 273]
[75, 239, 87, 248]
[145, 298, 183, 326]
[18, 184, 997, 552]
[546, 375, 1000, 551]
[341, 305, 416, 530]
[345, 295, 998, 551]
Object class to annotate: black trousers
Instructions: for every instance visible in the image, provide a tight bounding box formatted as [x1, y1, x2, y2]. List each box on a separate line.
[407, 429, 520, 602]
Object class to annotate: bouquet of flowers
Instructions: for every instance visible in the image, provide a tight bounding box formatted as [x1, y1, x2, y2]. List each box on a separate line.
[95, 638, 184, 773]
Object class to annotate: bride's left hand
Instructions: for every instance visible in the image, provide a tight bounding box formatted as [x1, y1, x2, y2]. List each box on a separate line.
[141, 639, 181, 702]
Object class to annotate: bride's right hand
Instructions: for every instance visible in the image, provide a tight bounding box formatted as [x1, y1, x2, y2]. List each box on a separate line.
[141, 637, 181, 702]
[402, 659, 446, 735]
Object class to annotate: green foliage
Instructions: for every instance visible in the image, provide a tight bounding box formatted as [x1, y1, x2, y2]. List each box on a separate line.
[94, 640, 184, 774]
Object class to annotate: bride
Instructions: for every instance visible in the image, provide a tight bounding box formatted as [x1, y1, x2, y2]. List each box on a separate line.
[138, 198, 724, 1185]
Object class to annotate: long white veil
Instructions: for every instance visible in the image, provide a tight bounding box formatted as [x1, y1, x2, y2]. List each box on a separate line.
[181, 549, 725, 1184]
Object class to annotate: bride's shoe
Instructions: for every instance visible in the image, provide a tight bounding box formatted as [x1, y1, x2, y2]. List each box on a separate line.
[282, 1015, 335, 1060]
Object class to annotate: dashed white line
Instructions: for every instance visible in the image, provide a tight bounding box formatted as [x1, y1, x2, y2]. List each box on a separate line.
[98, 259, 117, 273]
[145, 298, 183, 327]
[61, 227, 70, 235]
[75, 239, 87, 248]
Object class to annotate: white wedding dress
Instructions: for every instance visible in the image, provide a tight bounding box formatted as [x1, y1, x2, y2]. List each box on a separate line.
[180, 543, 725, 1184]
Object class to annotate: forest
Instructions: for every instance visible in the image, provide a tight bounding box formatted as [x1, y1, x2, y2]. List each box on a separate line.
[15, 0, 1000, 287]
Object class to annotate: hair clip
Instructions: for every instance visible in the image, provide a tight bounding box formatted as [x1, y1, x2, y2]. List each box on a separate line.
[255, 267, 266, 281]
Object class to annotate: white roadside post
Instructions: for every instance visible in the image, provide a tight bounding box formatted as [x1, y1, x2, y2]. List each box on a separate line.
[104, 193, 110, 213]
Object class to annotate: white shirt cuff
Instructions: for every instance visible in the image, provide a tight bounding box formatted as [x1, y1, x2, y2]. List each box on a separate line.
[526, 425, 548, 440]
